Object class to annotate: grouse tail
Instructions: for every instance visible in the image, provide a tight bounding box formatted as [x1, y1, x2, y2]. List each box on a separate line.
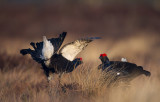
[20, 49, 32, 55]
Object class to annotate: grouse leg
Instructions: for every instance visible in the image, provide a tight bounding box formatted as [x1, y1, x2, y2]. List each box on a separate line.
[58, 73, 63, 85]
[58, 73, 67, 93]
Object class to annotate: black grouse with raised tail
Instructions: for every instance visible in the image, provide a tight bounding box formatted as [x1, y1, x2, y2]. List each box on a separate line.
[20, 32, 100, 81]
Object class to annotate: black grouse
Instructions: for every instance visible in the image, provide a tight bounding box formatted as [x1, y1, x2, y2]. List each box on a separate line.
[98, 53, 151, 82]
[20, 32, 99, 81]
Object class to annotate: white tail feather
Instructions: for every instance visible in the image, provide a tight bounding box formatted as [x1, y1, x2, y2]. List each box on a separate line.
[121, 58, 127, 62]
[40, 36, 54, 60]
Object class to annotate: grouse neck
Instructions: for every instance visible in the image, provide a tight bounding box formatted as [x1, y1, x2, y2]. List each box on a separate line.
[101, 57, 110, 64]
[72, 59, 81, 68]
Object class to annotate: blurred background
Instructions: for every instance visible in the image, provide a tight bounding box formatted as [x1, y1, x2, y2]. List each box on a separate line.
[0, 0, 160, 38]
[0, 0, 160, 62]
[0, 1, 160, 102]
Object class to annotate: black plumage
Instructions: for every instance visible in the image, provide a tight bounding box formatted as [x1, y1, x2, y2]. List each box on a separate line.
[41, 56, 83, 78]
[49, 54, 82, 73]
[98, 53, 151, 82]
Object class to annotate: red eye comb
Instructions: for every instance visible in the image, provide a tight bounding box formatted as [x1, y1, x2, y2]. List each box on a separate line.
[103, 53, 107, 56]
[100, 53, 107, 57]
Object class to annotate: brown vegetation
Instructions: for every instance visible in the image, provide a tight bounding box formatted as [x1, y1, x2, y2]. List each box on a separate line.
[0, 34, 160, 102]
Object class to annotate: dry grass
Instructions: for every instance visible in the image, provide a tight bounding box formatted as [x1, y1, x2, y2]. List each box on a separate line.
[0, 34, 160, 102]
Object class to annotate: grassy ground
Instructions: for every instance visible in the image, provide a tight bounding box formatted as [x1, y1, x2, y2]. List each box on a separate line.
[0, 34, 160, 102]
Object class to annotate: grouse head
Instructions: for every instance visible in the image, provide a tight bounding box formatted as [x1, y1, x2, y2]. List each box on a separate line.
[99, 53, 109, 64]
[72, 57, 83, 68]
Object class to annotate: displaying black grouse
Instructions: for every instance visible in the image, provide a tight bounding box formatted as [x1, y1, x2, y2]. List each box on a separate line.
[20, 32, 67, 63]
[20, 32, 99, 81]
[98, 53, 151, 82]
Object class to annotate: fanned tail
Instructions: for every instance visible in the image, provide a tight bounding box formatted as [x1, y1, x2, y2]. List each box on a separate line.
[20, 32, 67, 63]
[20, 48, 42, 63]
[20, 49, 33, 55]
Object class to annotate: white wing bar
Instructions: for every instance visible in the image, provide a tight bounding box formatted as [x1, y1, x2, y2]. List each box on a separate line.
[60, 39, 92, 61]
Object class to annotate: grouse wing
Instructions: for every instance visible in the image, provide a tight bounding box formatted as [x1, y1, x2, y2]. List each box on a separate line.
[59, 37, 100, 61]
